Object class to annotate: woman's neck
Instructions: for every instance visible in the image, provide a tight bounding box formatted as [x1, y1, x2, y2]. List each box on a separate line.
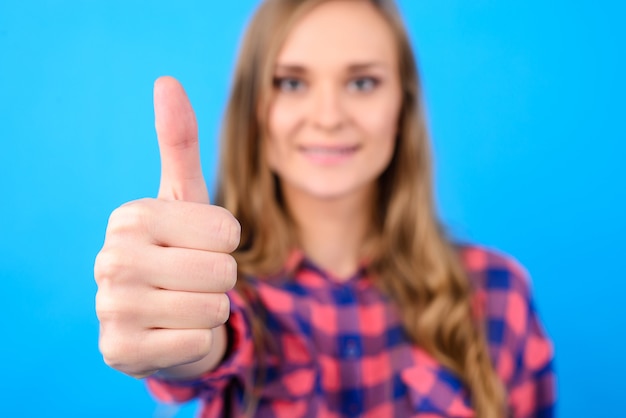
[281, 183, 375, 280]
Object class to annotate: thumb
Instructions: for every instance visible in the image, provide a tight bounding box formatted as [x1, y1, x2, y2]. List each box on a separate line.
[154, 76, 209, 203]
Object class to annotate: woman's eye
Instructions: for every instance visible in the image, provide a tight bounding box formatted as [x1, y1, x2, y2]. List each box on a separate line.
[347, 77, 379, 92]
[274, 77, 305, 92]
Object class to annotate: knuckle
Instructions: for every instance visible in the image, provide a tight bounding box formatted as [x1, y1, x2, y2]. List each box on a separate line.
[214, 293, 231, 326]
[100, 330, 151, 378]
[107, 199, 153, 237]
[94, 248, 129, 287]
[222, 254, 238, 290]
[228, 216, 242, 251]
[95, 278, 141, 326]
[94, 291, 110, 321]
[215, 208, 241, 252]
[95, 291, 125, 324]
[211, 254, 237, 291]
[99, 331, 128, 369]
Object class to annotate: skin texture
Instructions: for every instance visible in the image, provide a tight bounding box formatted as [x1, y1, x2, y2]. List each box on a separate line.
[94, 77, 239, 379]
[267, 0, 402, 278]
[267, 0, 401, 202]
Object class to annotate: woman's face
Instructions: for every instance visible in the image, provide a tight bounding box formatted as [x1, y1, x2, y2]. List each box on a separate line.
[266, 0, 402, 202]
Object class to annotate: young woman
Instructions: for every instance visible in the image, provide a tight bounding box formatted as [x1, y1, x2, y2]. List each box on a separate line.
[94, 0, 555, 416]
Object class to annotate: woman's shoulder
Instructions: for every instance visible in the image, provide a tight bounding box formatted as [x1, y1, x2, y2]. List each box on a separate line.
[454, 242, 534, 298]
[454, 243, 556, 409]
[453, 242, 543, 343]
[454, 242, 553, 358]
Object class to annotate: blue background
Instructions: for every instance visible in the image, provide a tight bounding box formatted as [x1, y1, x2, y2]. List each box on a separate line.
[1, 1, 624, 416]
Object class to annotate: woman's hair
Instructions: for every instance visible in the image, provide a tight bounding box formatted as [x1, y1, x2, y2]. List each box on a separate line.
[215, 0, 505, 416]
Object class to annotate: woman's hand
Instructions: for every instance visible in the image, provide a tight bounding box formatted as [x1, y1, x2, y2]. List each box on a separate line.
[94, 77, 240, 379]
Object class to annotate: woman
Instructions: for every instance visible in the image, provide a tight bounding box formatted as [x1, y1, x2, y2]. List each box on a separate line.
[94, 0, 555, 416]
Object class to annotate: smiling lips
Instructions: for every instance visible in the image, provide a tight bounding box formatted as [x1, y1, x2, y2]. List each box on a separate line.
[299, 144, 360, 164]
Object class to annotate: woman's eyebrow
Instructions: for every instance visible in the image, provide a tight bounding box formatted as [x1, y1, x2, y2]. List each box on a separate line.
[274, 62, 388, 74]
[347, 62, 387, 72]
[274, 64, 307, 74]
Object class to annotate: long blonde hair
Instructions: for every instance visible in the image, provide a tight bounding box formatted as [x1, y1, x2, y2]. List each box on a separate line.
[215, 0, 505, 416]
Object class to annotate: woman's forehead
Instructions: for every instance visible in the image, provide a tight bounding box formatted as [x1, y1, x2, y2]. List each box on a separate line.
[275, 1, 397, 69]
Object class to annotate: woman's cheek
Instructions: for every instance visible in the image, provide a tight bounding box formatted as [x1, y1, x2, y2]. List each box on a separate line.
[269, 105, 302, 153]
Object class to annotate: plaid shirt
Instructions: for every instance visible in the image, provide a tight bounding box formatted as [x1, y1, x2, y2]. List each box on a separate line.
[147, 244, 555, 417]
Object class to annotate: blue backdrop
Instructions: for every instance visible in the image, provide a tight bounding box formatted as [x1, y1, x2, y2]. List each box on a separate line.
[1, 1, 624, 416]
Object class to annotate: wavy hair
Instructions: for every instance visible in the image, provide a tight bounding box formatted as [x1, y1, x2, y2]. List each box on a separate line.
[215, 0, 505, 416]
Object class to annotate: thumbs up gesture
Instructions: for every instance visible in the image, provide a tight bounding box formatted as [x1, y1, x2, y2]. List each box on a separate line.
[94, 77, 240, 379]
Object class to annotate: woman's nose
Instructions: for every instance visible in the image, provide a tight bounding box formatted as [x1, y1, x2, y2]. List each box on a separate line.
[310, 83, 346, 132]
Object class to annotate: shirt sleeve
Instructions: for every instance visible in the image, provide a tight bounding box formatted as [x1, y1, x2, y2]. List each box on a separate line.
[507, 286, 556, 417]
[464, 244, 556, 418]
[498, 258, 556, 418]
[145, 289, 255, 411]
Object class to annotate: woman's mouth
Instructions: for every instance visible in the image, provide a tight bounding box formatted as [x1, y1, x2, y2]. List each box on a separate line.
[299, 144, 360, 164]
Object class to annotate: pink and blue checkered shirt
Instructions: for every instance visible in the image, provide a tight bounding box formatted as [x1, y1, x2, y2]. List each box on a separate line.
[147, 244, 555, 417]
